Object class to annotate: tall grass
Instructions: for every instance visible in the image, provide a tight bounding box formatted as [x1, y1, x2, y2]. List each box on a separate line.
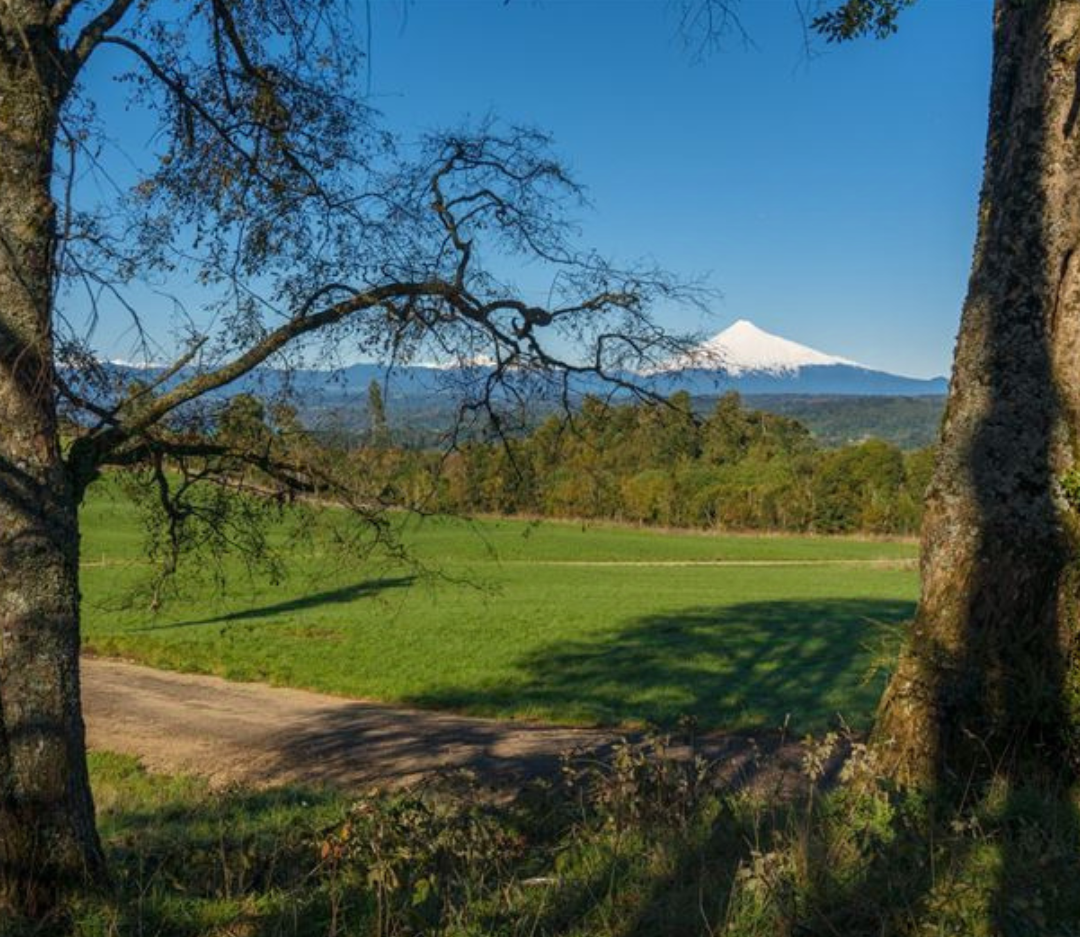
[11, 742, 1080, 936]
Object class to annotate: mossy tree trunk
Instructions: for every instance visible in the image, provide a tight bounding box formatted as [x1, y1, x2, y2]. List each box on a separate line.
[874, 0, 1080, 787]
[0, 2, 106, 913]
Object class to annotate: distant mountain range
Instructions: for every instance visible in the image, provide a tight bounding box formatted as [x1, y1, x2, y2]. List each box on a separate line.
[81, 320, 948, 447]
[97, 318, 947, 402]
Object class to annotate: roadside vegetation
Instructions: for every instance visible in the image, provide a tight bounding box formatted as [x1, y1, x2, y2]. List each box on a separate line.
[11, 743, 1078, 937]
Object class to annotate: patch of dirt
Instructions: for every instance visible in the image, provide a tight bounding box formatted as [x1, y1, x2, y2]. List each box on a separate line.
[82, 657, 816, 793]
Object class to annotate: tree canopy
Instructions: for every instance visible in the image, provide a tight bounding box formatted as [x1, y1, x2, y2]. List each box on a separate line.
[0, 0, 705, 912]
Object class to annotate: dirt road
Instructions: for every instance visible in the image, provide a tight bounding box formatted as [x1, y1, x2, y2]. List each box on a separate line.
[82, 657, 804, 791]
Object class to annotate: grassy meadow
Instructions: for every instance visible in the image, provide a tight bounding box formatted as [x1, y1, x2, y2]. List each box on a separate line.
[80, 479, 918, 733]
[54, 484, 1080, 937]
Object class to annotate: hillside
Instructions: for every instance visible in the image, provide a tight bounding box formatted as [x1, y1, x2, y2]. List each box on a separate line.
[736, 394, 946, 449]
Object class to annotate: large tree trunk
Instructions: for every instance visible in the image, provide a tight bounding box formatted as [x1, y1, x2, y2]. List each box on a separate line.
[0, 4, 106, 914]
[874, 0, 1080, 787]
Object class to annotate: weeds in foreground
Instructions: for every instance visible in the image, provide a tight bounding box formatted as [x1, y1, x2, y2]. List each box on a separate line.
[8, 738, 1080, 937]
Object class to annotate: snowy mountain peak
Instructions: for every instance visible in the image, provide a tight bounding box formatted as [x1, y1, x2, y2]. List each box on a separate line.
[106, 357, 165, 370]
[667, 319, 861, 376]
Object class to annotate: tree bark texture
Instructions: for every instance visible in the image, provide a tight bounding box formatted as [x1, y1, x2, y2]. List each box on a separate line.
[874, 0, 1080, 786]
[0, 2, 105, 913]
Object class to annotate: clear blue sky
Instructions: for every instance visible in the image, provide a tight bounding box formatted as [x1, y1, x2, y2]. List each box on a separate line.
[77, 0, 993, 379]
[364, 0, 992, 378]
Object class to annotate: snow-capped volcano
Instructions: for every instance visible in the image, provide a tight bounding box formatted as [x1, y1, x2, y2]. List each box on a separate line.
[665, 319, 861, 376]
[648, 319, 946, 396]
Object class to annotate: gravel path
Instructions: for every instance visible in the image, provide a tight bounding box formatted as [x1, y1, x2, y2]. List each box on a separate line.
[82, 657, 808, 792]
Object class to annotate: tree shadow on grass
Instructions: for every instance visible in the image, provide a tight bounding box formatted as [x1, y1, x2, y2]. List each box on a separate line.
[134, 575, 416, 631]
[410, 598, 915, 733]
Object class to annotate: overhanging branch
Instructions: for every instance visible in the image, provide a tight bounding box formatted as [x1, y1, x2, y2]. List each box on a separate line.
[65, 0, 138, 80]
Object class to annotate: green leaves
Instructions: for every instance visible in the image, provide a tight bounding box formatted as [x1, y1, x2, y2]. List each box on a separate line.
[811, 0, 918, 43]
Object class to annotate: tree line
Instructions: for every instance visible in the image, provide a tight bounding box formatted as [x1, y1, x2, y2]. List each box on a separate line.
[356, 389, 934, 535]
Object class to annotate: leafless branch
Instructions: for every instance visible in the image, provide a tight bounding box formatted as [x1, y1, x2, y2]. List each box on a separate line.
[66, 0, 138, 76]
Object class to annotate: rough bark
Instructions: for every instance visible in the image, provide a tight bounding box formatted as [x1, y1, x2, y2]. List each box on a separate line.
[874, 0, 1080, 786]
[0, 2, 106, 913]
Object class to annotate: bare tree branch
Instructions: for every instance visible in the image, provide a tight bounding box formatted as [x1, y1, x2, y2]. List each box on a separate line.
[49, 0, 86, 28]
[66, 0, 138, 76]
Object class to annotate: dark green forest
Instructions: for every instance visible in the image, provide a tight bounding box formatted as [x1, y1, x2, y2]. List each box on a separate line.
[309, 391, 945, 451]
[742, 394, 944, 449]
[349, 391, 934, 535]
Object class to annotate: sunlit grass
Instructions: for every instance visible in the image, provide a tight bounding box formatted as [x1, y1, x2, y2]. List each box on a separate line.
[80, 479, 918, 732]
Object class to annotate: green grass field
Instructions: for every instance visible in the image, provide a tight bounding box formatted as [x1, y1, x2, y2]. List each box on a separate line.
[80, 480, 919, 732]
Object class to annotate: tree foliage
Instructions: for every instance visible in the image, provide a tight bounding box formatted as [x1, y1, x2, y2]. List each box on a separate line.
[810, 0, 917, 42]
[339, 391, 931, 535]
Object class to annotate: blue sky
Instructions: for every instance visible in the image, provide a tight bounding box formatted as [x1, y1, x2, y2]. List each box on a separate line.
[363, 0, 992, 378]
[76, 0, 993, 379]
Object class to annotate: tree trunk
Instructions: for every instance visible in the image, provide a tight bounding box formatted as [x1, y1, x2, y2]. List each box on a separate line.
[874, 0, 1080, 787]
[0, 4, 106, 914]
